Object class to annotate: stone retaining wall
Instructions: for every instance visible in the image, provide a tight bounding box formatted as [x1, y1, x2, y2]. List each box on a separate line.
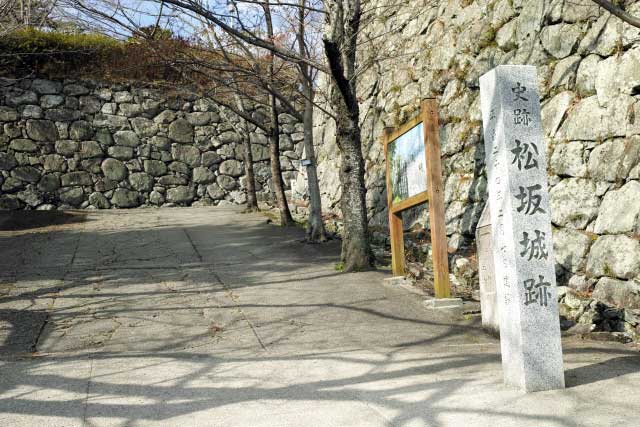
[298, 0, 640, 314]
[0, 77, 303, 210]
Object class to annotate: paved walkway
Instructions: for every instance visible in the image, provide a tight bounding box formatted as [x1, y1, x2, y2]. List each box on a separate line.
[0, 207, 639, 427]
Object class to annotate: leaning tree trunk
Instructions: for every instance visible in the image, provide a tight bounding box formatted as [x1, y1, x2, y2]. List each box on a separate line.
[297, 2, 327, 242]
[234, 94, 259, 211]
[264, 0, 294, 226]
[268, 97, 295, 225]
[302, 90, 328, 242]
[242, 132, 259, 211]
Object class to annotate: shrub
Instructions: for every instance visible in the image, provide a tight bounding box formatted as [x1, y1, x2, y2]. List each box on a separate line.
[0, 27, 300, 104]
[0, 28, 187, 82]
[0, 28, 122, 72]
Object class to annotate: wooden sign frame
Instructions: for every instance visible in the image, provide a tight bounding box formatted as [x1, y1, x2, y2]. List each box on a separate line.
[382, 99, 451, 298]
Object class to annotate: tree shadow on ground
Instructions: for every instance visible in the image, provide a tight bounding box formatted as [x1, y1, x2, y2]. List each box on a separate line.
[0, 309, 47, 354]
[1, 345, 639, 427]
[564, 355, 640, 388]
[0, 210, 89, 232]
[0, 208, 639, 426]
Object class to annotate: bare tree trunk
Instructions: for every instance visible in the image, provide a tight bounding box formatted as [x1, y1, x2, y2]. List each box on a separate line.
[323, 0, 373, 271]
[264, 1, 294, 226]
[243, 135, 259, 211]
[298, 0, 327, 242]
[332, 88, 372, 270]
[268, 96, 295, 225]
[302, 87, 327, 241]
[233, 94, 259, 211]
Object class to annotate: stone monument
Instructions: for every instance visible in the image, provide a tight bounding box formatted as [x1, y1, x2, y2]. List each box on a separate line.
[479, 65, 565, 392]
[476, 203, 499, 333]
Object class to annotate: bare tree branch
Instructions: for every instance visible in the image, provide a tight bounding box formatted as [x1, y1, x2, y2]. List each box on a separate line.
[234, 0, 325, 14]
[156, 0, 330, 73]
[591, 0, 640, 28]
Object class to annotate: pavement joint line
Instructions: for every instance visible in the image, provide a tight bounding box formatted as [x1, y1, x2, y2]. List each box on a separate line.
[30, 312, 49, 353]
[80, 357, 95, 427]
[33, 217, 85, 353]
[68, 266, 181, 272]
[5, 208, 640, 426]
[182, 228, 268, 352]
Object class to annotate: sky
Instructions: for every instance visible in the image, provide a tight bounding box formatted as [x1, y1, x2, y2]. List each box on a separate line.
[59, 0, 308, 42]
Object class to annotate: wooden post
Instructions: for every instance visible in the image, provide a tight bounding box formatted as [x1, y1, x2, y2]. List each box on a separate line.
[382, 104, 451, 298]
[389, 212, 405, 276]
[382, 127, 404, 276]
[421, 99, 451, 298]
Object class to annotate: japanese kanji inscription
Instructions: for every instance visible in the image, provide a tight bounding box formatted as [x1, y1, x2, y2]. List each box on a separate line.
[480, 65, 565, 393]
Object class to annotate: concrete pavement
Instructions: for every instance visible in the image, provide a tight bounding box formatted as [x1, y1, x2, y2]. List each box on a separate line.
[0, 207, 639, 426]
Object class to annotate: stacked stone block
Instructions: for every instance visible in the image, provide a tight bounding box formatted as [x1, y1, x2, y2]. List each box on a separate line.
[0, 78, 303, 211]
[302, 0, 640, 315]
